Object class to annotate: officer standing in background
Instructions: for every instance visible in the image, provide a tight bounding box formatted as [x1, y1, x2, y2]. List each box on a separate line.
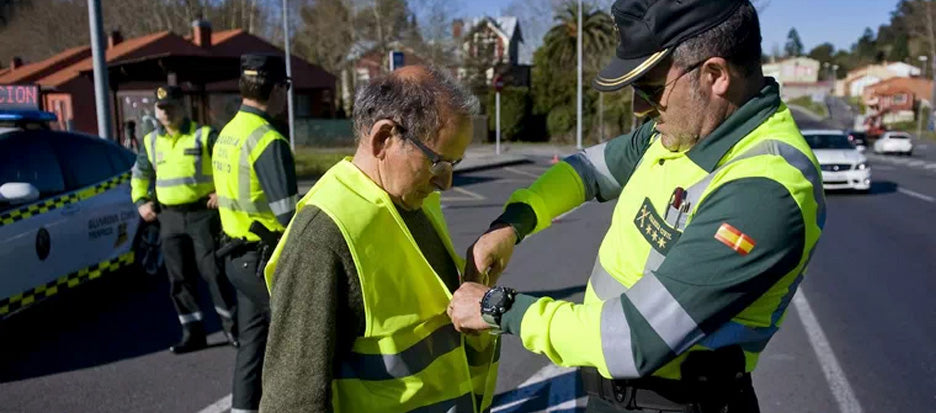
[213, 54, 298, 413]
[130, 85, 239, 354]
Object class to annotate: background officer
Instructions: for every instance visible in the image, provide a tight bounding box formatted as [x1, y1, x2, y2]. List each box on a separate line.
[212, 54, 297, 413]
[130, 85, 238, 354]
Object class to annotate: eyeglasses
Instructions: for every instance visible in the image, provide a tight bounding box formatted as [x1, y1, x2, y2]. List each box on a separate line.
[632, 59, 706, 112]
[391, 123, 461, 176]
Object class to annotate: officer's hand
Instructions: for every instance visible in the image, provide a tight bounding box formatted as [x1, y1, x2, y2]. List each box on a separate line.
[464, 225, 516, 286]
[207, 193, 219, 209]
[138, 202, 157, 222]
[447, 282, 492, 334]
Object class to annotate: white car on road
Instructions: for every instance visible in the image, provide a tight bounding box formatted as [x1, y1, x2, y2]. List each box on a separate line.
[0, 122, 162, 319]
[873, 131, 914, 156]
[801, 129, 871, 192]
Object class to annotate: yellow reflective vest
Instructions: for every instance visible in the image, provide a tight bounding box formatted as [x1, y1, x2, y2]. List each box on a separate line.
[130, 121, 214, 206]
[213, 110, 288, 240]
[265, 159, 499, 412]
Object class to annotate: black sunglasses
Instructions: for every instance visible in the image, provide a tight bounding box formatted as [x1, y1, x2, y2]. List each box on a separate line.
[632, 59, 707, 112]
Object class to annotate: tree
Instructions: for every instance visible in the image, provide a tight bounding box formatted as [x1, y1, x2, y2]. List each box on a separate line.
[808, 43, 835, 63]
[541, 1, 616, 70]
[784, 28, 804, 57]
[853, 27, 879, 64]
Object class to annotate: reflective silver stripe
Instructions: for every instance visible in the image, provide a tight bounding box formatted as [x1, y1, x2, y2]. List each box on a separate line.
[600, 297, 639, 378]
[237, 125, 274, 210]
[155, 176, 213, 187]
[192, 126, 204, 181]
[215, 306, 233, 319]
[178, 311, 203, 324]
[131, 164, 149, 179]
[408, 391, 475, 413]
[148, 132, 158, 172]
[336, 324, 461, 380]
[589, 259, 628, 301]
[269, 194, 297, 217]
[230, 409, 258, 413]
[625, 273, 702, 354]
[685, 140, 826, 230]
[218, 196, 270, 214]
[564, 142, 622, 201]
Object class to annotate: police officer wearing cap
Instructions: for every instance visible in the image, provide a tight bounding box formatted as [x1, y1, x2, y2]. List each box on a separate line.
[212, 53, 298, 413]
[130, 85, 239, 354]
[448, 1, 825, 412]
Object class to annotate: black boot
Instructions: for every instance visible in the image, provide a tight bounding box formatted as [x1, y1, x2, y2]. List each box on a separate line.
[170, 322, 207, 354]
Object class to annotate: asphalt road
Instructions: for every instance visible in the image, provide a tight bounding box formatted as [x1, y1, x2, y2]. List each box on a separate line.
[2, 107, 935, 412]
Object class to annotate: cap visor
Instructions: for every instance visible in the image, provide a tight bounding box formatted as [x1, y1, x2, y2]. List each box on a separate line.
[593, 48, 671, 92]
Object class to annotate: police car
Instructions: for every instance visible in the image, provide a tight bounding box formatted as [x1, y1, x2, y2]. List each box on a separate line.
[0, 102, 162, 319]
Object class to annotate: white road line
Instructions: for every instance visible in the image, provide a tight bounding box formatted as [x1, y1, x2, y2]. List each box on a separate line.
[897, 188, 935, 203]
[441, 186, 487, 202]
[504, 166, 543, 179]
[924, 163, 936, 170]
[907, 160, 926, 167]
[492, 364, 579, 413]
[793, 291, 863, 413]
[197, 394, 231, 413]
[871, 165, 896, 171]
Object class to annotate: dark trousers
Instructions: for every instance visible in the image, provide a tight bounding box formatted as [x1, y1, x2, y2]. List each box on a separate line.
[584, 374, 761, 413]
[159, 207, 236, 334]
[225, 249, 270, 411]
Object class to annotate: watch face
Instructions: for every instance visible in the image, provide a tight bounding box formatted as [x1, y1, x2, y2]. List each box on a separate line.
[486, 289, 505, 308]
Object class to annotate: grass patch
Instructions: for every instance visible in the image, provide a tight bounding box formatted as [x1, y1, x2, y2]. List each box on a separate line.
[294, 147, 354, 180]
[788, 96, 829, 118]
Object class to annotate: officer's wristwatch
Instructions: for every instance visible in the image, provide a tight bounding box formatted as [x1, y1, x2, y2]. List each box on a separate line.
[480, 286, 518, 330]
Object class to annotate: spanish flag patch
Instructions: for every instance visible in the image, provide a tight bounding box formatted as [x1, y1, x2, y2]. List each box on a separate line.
[714, 223, 756, 256]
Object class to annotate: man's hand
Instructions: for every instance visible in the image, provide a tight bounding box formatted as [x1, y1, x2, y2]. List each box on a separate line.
[207, 193, 219, 209]
[138, 201, 157, 222]
[463, 225, 517, 286]
[447, 282, 492, 334]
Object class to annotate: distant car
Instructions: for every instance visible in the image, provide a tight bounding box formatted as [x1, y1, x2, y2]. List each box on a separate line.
[873, 131, 914, 156]
[0, 127, 162, 319]
[846, 131, 868, 153]
[801, 129, 871, 192]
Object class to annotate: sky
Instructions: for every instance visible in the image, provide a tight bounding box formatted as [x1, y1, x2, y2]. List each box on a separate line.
[453, 0, 902, 55]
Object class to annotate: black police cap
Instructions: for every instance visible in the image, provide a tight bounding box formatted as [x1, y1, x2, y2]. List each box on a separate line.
[241, 53, 288, 81]
[594, 0, 745, 92]
[155, 85, 184, 105]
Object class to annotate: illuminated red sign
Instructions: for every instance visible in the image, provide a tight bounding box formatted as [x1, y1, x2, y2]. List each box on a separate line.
[0, 84, 40, 110]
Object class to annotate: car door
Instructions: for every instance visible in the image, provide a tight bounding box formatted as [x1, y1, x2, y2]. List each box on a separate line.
[50, 132, 140, 274]
[0, 130, 72, 314]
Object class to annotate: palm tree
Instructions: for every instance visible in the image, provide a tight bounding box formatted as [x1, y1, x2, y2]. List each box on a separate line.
[541, 1, 616, 71]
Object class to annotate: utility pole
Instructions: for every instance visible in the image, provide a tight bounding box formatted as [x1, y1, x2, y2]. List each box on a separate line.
[576, 0, 583, 150]
[87, 0, 113, 140]
[283, 0, 295, 150]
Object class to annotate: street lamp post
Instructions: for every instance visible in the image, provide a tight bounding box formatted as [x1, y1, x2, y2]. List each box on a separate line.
[283, 0, 295, 150]
[87, 0, 113, 140]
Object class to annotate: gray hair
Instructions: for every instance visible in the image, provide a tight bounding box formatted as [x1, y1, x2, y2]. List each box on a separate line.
[352, 66, 479, 144]
[671, 0, 762, 78]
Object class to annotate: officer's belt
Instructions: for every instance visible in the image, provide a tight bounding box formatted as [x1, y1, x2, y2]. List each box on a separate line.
[160, 197, 211, 212]
[581, 367, 752, 412]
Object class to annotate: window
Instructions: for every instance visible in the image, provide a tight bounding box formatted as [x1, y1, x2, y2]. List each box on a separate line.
[888, 133, 910, 140]
[49, 132, 120, 190]
[893, 94, 908, 105]
[803, 134, 855, 149]
[0, 131, 66, 198]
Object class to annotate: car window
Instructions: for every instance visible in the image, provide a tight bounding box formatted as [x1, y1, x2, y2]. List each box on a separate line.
[888, 134, 909, 140]
[104, 141, 136, 172]
[48, 132, 121, 190]
[803, 134, 855, 149]
[0, 131, 67, 200]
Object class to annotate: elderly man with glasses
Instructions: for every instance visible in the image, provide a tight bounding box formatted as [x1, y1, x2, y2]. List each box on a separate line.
[260, 65, 500, 413]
